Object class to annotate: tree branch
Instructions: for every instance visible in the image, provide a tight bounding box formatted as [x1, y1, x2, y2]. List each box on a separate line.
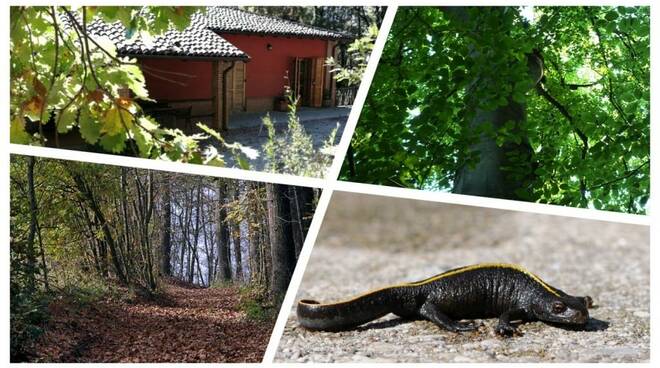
[588, 160, 649, 191]
[535, 83, 589, 159]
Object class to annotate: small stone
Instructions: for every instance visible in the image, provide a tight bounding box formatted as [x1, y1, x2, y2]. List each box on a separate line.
[633, 311, 650, 318]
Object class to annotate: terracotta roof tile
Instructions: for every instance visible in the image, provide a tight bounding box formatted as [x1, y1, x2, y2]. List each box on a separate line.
[83, 13, 248, 59]
[68, 7, 351, 60]
[205, 7, 352, 40]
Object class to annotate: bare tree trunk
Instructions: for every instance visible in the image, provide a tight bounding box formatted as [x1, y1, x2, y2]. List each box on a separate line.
[246, 182, 261, 283]
[35, 221, 49, 291]
[288, 186, 305, 258]
[119, 167, 134, 281]
[201, 188, 215, 284]
[216, 179, 232, 282]
[139, 171, 157, 291]
[68, 166, 128, 285]
[178, 207, 186, 279]
[25, 156, 38, 292]
[259, 226, 267, 286]
[160, 176, 172, 277]
[79, 205, 108, 277]
[300, 187, 316, 234]
[231, 182, 243, 282]
[266, 183, 296, 305]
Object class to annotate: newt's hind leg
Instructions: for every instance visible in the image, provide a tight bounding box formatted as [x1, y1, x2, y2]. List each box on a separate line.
[419, 300, 479, 332]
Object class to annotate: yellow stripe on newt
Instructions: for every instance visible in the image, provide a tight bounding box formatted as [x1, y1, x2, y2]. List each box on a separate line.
[299, 263, 560, 307]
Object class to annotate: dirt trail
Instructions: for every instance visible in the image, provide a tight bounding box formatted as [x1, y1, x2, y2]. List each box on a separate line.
[32, 281, 273, 362]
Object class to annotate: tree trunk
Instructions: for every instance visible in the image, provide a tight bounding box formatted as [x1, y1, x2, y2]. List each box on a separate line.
[299, 187, 315, 244]
[266, 183, 296, 305]
[160, 178, 172, 277]
[25, 156, 38, 292]
[247, 183, 261, 283]
[68, 167, 129, 285]
[450, 9, 542, 199]
[288, 186, 305, 258]
[231, 182, 243, 282]
[178, 207, 186, 278]
[216, 179, 232, 282]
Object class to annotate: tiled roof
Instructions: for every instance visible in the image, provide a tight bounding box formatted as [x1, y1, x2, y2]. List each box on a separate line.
[65, 7, 351, 60]
[81, 13, 249, 60]
[204, 7, 352, 40]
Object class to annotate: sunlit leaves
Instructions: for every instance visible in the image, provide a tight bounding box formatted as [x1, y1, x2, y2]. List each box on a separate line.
[326, 24, 378, 86]
[10, 117, 32, 144]
[9, 6, 244, 168]
[78, 107, 101, 143]
[343, 6, 649, 214]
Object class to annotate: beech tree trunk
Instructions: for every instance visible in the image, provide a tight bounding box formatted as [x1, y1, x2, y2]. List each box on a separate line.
[450, 8, 542, 199]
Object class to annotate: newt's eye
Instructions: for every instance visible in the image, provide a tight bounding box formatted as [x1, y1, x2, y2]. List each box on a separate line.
[552, 301, 567, 314]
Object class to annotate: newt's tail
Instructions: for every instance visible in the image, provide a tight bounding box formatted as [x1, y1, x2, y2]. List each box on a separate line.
[296, 288, 395, 331]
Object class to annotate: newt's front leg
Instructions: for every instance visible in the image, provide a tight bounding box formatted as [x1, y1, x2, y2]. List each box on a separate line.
[496, 308, 527, 337]
[419, 300, 480, 332]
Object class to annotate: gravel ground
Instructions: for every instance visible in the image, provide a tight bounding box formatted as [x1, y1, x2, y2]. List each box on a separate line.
[216, 117, 346, 172]
[275, 192, 650, 363]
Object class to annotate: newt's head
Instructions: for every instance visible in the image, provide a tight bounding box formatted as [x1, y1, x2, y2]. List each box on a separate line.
[531, 295, 589, 325]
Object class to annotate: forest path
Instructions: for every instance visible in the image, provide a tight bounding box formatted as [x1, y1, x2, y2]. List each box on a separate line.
[33, 280, 273, 362]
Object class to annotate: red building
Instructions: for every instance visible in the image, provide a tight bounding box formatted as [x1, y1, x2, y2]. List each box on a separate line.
[88, 7, 351, 130]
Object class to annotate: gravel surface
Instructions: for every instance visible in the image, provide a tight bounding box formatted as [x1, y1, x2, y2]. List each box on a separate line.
[216, 117, 346, 172]
[275, 192, 650, 363]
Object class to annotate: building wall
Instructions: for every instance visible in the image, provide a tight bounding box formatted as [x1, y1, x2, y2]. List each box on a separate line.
[140, 58, 214, 116]
[221, 34, 328, 111]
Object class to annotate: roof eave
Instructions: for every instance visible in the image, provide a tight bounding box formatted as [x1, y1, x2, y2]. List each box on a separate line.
[214, 29, 351, 42]
[125, 53, 251, 62]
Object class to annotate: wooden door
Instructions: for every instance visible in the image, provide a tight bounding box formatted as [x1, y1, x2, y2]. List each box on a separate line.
[225, 62, 246, 113]
[291, 57, 302, 100]
[231, 62, 246, 112]
[310, 57, 325, 108]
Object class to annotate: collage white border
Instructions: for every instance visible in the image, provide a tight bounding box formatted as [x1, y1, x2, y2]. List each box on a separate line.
[2, 0, 656, 365]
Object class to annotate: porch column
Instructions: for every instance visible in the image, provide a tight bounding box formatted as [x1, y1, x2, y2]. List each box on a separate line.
[221, 62, 236, 130]
[212, 61, 235, 131]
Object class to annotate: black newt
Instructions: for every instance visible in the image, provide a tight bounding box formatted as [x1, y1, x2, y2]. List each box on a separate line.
[297, 263, 594, 336]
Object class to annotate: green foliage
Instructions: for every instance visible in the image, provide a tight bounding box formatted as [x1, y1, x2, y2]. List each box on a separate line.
[59, 277, 127, 305]
[238, 284, 273, 321]
[209, 278, 234, 289]
[9, 6, 247, 167]
[10, 289, 50, 361]
[326, 24, 379, 86]
[342, 6, 650, 214]
[239, 6, 385, 36]
[263, 95, 337, 178]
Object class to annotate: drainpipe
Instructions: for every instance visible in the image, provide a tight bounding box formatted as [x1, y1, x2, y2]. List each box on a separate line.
[221, 61, 236, 131]
[331, 42, 340, 59]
